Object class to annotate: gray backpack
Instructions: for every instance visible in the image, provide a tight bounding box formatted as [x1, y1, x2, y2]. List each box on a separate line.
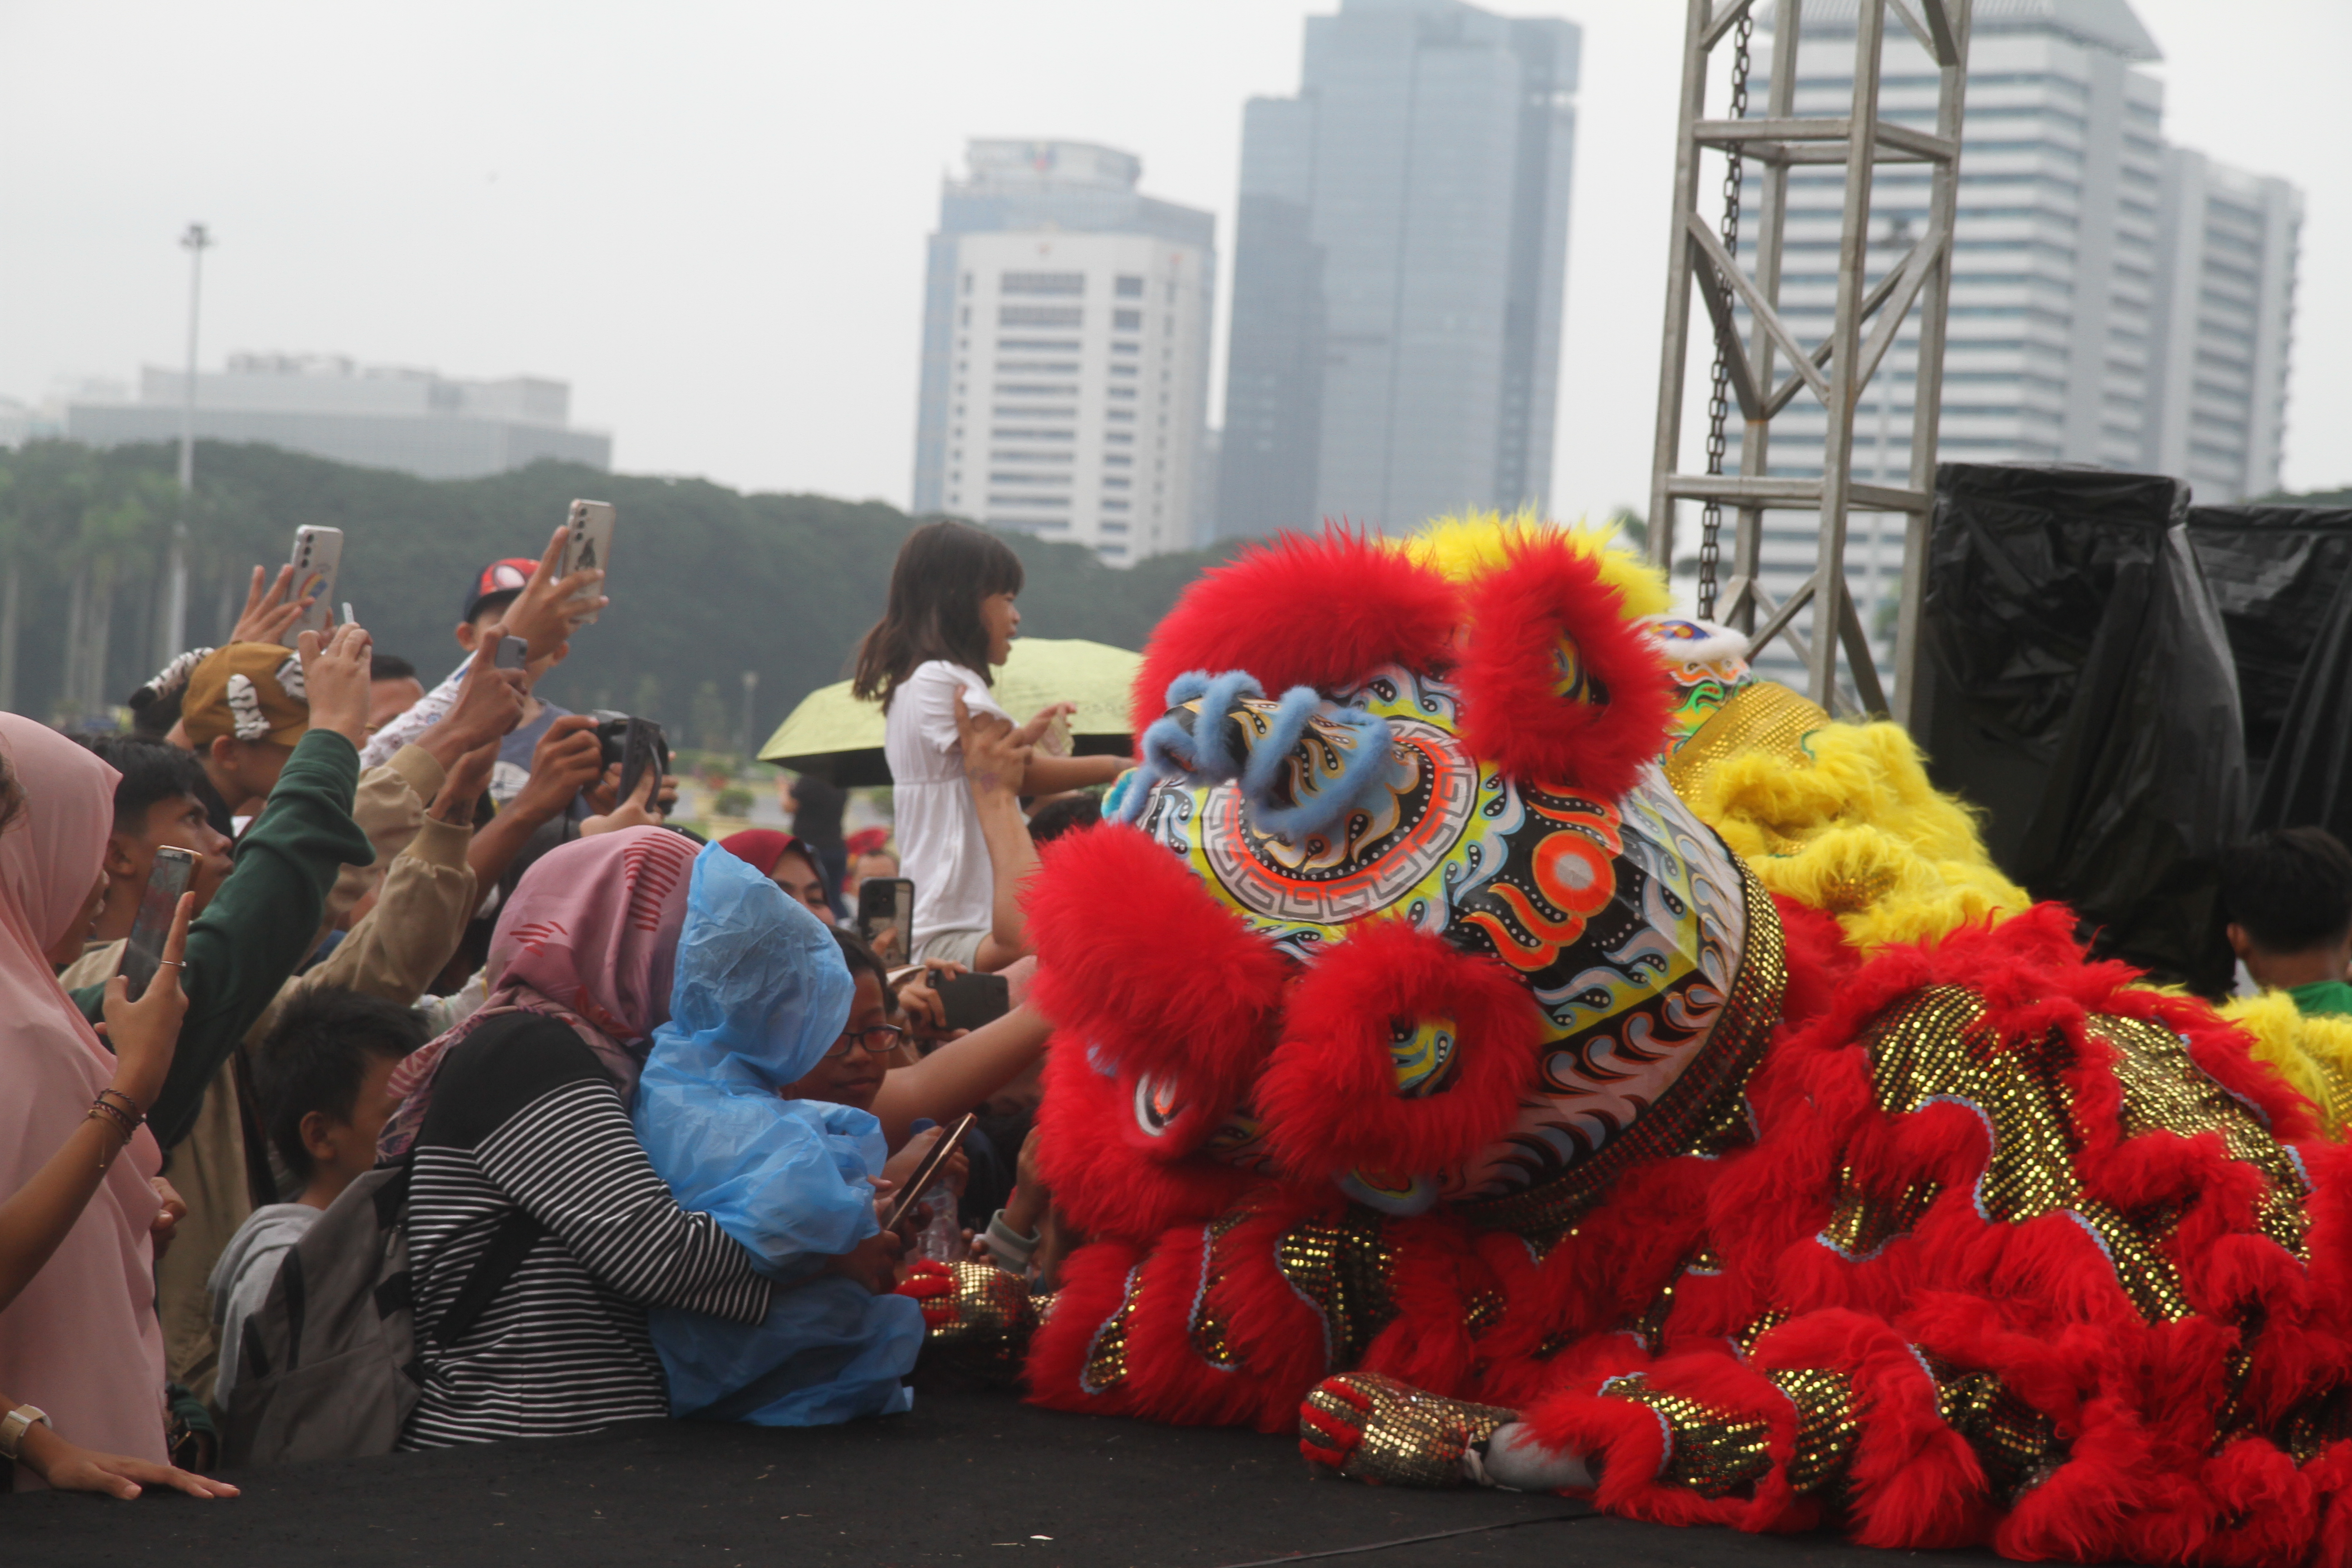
[220, 1162, 541, 1466]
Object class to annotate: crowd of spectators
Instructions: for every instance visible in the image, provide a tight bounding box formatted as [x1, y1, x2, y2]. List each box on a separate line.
[0, 518, 1091, 1493]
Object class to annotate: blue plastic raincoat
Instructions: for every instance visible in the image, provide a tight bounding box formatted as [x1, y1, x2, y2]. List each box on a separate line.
[633, 843, 924, 1425]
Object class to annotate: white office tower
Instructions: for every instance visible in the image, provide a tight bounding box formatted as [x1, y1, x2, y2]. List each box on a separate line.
[911, 141, 1216, 566]
[2146, 149, 2301, 502]
[1717, 0, 2293, 691]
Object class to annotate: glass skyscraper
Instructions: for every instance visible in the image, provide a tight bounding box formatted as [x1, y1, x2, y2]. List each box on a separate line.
[1217, 0, 1581, 540]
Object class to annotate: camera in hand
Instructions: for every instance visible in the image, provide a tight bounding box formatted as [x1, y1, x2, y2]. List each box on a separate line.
[588, 711, 669, 811]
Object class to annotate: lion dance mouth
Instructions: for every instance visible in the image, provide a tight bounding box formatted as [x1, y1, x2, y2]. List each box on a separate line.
[907, 513, 2352, 1568]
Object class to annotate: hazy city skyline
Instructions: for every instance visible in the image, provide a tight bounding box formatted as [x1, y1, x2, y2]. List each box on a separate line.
[2, 0, 2344, 531]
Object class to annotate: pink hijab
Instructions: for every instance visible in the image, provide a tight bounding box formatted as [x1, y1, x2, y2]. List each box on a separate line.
[379, 827, 699, 1160]
[0, 715, 168, 1476]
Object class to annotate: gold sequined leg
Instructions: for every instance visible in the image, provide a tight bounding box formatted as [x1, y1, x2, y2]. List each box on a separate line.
[914, 1259, 1046, 1385]
[1299, 1372, 1519, 1489]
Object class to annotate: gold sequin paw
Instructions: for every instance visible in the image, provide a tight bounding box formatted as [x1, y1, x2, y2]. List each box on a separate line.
[1298, 1372, 1517, 1488]
[902, 1259, 1043, 1385]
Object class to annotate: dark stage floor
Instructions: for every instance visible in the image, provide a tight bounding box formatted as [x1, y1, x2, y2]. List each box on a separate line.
[5, 1389, 1996, 1568]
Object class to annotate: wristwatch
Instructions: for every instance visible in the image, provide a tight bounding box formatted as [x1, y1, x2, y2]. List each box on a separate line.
[0, 1402, 50, 1460]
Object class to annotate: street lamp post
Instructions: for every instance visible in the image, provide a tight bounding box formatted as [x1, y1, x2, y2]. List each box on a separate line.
[739, 669, 758, 763]
[164, 222, 213, 665]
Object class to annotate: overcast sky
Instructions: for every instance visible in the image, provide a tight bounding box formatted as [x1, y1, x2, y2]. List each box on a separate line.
[3, 0, 2344, 528]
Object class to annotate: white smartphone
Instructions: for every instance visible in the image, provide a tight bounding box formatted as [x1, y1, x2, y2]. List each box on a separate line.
[279, 526, 343, 648]
[561, 500, 617, 625]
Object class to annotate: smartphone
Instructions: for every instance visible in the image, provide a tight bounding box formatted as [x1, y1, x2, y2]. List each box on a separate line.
[279, 526, 344, 648]
[934, 970, 1010, 1034]
[616, 716, 666, 809]
[493, 635, 529, 671]
[561, 500, 617, 625]
[118, 847, 197, 1002]
[881, 1112, 977, 1231]
[858, 877, 915, 965]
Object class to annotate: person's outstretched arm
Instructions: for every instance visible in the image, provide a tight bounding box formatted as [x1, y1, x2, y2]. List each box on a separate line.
[1, 1377, 236, 1500]
[867, 998, 1051, 1149]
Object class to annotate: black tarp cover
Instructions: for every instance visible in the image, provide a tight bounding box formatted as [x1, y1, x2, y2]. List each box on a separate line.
[1917, 464, 2247, 994]
[2186, 506, 2352, 839]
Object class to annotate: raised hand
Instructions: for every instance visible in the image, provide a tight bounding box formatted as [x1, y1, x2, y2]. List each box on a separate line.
[414, 630, 529, 769]
[297, 622, 375, 746]
[100, 892, 194, 1115]
[230, 564, 313, 647]
[580, 764, 663, 836]
[954, 687, 1032, 801]
[501, 524, 608, 667]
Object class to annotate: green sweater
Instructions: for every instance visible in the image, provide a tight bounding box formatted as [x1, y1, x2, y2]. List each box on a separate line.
[72, 729, 373, 1148]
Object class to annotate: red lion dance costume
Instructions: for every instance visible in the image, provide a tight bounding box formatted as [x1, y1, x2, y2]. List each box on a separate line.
[908, 519, 2352, 1566]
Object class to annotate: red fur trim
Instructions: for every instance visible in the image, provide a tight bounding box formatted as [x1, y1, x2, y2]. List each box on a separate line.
[1254, 919, 1544, 1180]
[1357, 1215, 1493, 1396]
[1033, 1033, 1263, 1245]
[1454, 533, 1676, 800]
[1027, 823, 1289, 1144]
[1131, 530, 1460, 734]
[1773, 896, 1857, 1030]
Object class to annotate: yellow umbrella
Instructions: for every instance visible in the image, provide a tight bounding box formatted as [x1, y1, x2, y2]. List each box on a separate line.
[759, 636, 1143, 786]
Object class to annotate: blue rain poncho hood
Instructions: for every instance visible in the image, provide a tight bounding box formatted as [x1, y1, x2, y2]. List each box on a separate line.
[634, 843, 882, 1276]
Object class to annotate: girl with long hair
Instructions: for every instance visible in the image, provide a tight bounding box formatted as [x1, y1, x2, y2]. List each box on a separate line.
[851, 521, 1124, 970]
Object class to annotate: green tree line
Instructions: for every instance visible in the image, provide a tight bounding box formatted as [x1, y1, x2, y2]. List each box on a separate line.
[0, 440, 1238, 747]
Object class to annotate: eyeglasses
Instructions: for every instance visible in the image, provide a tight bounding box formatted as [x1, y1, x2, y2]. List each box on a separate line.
[822, 1024, 906, 1062]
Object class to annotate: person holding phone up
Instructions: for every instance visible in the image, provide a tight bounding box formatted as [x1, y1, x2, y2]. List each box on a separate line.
[0, 718, 236, 1499]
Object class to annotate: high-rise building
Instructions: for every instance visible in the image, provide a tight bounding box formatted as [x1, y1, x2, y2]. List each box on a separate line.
[1720, 0, 2298, 686]
[64, 354, 609, 479]
[1218, 0, 1580, 540]
[910, 140, 1215, 566]
[2146, 149, 2300, 502]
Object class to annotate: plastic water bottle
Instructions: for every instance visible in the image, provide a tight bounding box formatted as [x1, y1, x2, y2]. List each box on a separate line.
[916, 1186, 961, 1263]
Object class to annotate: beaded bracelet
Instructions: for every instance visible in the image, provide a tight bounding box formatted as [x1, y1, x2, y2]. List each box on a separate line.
[86, 1095, 140, 1141]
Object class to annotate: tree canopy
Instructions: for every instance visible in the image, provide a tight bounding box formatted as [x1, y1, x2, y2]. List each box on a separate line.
[0, 440, 1239, 744]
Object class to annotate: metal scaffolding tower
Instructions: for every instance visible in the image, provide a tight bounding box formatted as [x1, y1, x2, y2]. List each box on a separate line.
[1646, 0, 1973, 725]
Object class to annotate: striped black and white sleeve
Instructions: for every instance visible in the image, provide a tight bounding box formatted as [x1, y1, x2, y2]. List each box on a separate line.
[474, 1078, 772, 1326]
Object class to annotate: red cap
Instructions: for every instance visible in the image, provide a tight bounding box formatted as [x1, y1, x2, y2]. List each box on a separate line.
[464, 558, 539, 620]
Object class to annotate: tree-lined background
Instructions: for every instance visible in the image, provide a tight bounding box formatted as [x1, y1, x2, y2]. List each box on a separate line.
[0, 441, 1236, 748]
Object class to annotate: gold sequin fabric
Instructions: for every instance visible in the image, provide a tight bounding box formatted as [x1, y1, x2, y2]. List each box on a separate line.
[1187, 1212, 1248, 1372]
[2097, 1011, 2310, 1259]
[921, 1259, 1043, 1386]
[1275, 1208, 1397, 1368]
[1600, 1372, 1775, 1499]
[1662, 682, 1829, 804]
[1300, 1372, 1516, 1488]
[1459, 858, 1787, 1234]
[1858, 986, 2200, 1322]
[1767, 1368, 1859, 1496]
[1931, 1361, 2059, 1504]
[1081, 1263, 1147, 1394]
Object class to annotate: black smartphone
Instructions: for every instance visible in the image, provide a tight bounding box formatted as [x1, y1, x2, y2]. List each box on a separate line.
[934, 971, 1010, 1034]
[881, 1112, 977, 1231]
[493, 634, 529, 671]
[858, 876, 915, 964]
[118, 847, 197, 1001]
[617, 717, 666, 808]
